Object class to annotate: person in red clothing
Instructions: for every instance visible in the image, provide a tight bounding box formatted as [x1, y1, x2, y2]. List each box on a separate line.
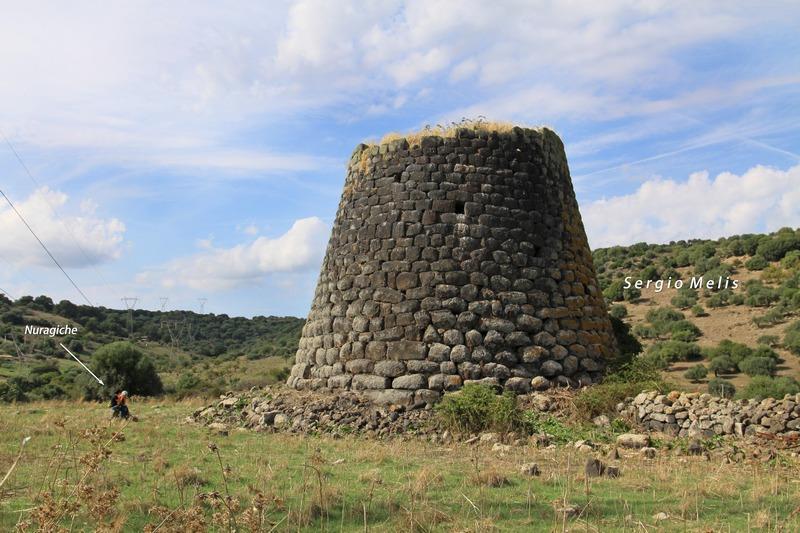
[111, 390, 130, 419]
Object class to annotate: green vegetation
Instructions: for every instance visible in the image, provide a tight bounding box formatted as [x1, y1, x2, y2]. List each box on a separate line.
[708, 378, 736, 398]
[436, 383, 527, 434]
[0, 294, 302, 403]
[633, 307, 701, 342]
[643, 340, 702, 369]
[82, 341, 163, 399]
[608, 303, 627, 319]
[3, 401, 799, 531]
[573, 358, 668, 419]
[785, 320, 800, 356]
[0, 293, 304, 361]
[737, 376, 800, 400]
[684, 364, 708, 383]
[738, 356, 777, 377]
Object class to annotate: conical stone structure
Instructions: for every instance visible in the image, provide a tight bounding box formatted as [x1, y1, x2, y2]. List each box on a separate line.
[288, 126, 616, 405]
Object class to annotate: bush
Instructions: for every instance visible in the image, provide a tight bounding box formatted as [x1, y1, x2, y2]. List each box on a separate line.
[436, 384, 527, 434]
[684, 365, 708, 383]
[608, 304, 627, 319]
[606, 316, 642, 372]
[89, 341, 164, 399]
[745, 255, 768, 271]
[644, 341, 702, 369]
[757, 335, 780, 347]
[737, 376, 800, 400]
[573, 358, 667, 419]
[708, 355, 737, 375]
[708, 378, 736, 398]
[691, 304, 707, 317]
[784, 320, 800, 356]
[669, 320, 702, 341]
[738, 356, 776, 377]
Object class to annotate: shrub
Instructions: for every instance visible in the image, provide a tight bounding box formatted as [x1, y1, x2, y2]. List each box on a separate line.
[784, 320, 800, 356]
[684, 365, 708, 383]
[708, 378, 736, 398]
[88, 341, 164, 399]
[606, 316, 642, 372]
[608, 304, 627, 319]
[573, 358, 667, 419]
[738, 356, 776, 377]
[737, 376, 800, 400]
[436, 384, 527, 434]
[757, 335, 780, 347]
[669, 320, 702, 341]
[745, 255, 768, 271]
[756, 234, 800, 262]
[691, 304, 707, 317]
[644, 341, 702, 368]
[708, 355, 737, 375]
[645, 307, 684, 323]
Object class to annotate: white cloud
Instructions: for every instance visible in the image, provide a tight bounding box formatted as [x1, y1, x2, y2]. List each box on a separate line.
[583, 164, 800, 248]
[146, 217, 329, 290]
[2, 1, 794, 161]
[0, 188, 125, 268]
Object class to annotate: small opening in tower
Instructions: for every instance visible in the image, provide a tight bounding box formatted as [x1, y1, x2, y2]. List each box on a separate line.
[454, 200, 465, 214]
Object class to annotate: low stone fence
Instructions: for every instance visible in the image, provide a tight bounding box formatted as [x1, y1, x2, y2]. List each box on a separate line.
[618, 390, 800, 438]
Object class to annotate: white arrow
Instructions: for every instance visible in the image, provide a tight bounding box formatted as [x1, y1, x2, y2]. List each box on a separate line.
[59, 342, 104, 386]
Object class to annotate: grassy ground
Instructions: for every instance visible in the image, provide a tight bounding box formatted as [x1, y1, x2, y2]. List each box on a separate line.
[1, 400, 799, 531]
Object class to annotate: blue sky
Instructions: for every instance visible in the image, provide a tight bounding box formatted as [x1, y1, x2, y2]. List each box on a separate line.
[0, 1, 798, 317]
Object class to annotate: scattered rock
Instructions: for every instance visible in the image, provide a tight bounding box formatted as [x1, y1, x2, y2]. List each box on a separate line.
[653, 512, 669, 521]
[219, 397, 239, 408]
[592, 414, 610, 427]
[616, 433, 650, 449]
[479, 432, 499, 444]
[554, 505, 579, 518]
[520, 462, 540, 476]
[584, 458, 606, 477]
[605, 466, 621, 478]
[687, 439, 704, 456]
[641, 447, 657, 459]
[273, 414, 289, 428]
[208, 422, 227, 432]
[491, 443, 512, 454]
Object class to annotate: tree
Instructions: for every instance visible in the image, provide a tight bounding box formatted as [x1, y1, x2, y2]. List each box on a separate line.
[738, 356, 776, 377]
[737, 376, 800, 400]
[745, 255, 768, 271]
[89, 341, 163, 399]
[784, 320, 800, 356]
[608, 304, 627, 319]
[684, 365, 708, 383]
[708, 355, 737, 375]
[708, 378, 736, 398]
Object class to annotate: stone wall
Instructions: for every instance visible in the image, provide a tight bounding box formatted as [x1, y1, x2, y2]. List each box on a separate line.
[288, 126, 616, 405]
[619, 390, 800, 438]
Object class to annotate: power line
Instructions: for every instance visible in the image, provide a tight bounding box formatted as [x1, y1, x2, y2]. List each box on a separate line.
[0, 287, 14, 300]
[1, 130, 117, 300]
[0, 189, 93, 305]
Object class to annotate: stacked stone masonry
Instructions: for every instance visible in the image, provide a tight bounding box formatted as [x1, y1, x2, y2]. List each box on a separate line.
[620, 390, 800, 438]
[288, 126, 617, 405]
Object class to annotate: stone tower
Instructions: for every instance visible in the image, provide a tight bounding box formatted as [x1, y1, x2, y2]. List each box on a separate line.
[288, 125, 616, 405]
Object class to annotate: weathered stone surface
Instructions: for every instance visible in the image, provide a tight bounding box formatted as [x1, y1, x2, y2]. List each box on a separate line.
[616, 433, 650, 449]
[618, 391, 800, 439]
[374, 360, 406, 378]
[289, 127, 616, 395]
[392, 374, 427, 390]
[351, 374, 390, 390]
